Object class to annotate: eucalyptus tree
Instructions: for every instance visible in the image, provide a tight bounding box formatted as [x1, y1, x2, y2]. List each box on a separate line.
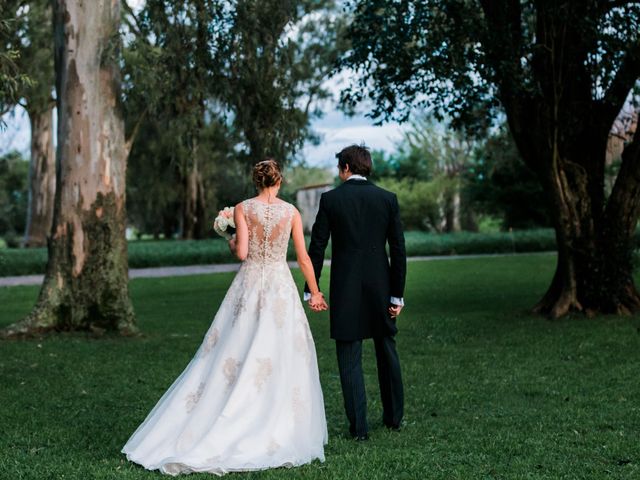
[342, 0, 640, 317]
[219, 0, 344, 170]
[2, 0, 136, 337]
[122, 0, 226, 239]
[1, 0, 56, 247]
[122, 0, 344, 237]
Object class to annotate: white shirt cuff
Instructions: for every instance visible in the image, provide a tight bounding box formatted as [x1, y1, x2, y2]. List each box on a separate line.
[390, 296, 404, 306]
[306, 293, 403, 306]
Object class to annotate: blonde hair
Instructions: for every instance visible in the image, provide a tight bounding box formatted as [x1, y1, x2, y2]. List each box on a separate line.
[252, 158, 283, 190]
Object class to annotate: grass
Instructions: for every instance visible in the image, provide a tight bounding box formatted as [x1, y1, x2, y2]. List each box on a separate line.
[1, 255, 640, 479]
[0, 229, 562, 277]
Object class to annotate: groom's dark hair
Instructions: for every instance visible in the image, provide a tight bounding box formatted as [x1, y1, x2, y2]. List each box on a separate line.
[336, 144, 372, 176]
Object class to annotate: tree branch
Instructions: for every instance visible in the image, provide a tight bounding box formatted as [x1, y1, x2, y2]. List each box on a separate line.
[479, 0, 539, 168]
[121, 0, 144, 38]
[603, 1, 640, 10]
[602, 39, 640, 122]
[124, 107, 148, 158]
[478, 0, 526, 101]
[605, 116, 640, 237]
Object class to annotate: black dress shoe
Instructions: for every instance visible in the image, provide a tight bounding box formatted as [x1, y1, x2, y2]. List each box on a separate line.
[352, 433, 369, 442]
[384, 423, 401, 431]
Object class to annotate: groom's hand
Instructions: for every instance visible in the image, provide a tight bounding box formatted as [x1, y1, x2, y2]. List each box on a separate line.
[388, 304, 403, 318]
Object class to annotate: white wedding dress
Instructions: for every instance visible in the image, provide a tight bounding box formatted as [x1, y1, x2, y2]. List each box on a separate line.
[122, 199, 328, 476]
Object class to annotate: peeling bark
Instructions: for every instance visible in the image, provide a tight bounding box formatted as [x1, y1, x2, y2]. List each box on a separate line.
[2, 0, 136, 338]
[23, 106, 56, 248]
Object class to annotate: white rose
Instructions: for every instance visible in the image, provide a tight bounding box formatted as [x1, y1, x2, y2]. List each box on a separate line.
[217, 217, 229, 231]
[223, 207, 236, 228]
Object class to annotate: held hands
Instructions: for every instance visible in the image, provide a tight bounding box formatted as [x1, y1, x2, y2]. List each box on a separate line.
[388, 304, 403, 318]
[308, 292, 328, 312]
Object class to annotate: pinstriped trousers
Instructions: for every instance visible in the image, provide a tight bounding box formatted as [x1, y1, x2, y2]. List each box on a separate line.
[336, 336, 404, 437]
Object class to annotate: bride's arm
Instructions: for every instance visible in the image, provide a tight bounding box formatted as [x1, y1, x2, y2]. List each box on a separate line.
[230, 202, 248, 261]
[292, 209, 326, 308]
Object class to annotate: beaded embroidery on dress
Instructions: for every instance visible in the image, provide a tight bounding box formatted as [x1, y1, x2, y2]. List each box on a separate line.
[122, 199, 328, 476]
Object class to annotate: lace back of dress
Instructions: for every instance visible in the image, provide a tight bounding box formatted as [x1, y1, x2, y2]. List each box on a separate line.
[244, 200, 293, 264]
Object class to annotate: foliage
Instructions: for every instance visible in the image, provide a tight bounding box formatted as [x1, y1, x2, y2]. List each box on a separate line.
[1, 257, 640, 478]
[372, 118, 474, 181]
[371, 115, 477, 232]
[341, 1, 640, 133]
[219, 0, 345, 166]
[125, 120, 182, 239]
[466, 125, 552, 229]
[279, 164, 334, 205]
[125, 114, 241, 238]
[1, 0, 54, 115]
[376, 177, 443, 231]
[372, 116, 551, 231]
[0, 15, 33, 126]
[341, 1, 640, 315]
[122, 0, 225, 163]
[0, 151, 29, 246]
[124, 0, 343, 169]
[121, 0, 345, 237]
[121, 0, 229, 239]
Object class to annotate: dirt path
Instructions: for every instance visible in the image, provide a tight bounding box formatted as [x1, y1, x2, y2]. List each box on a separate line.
[0, 252, 554, 287]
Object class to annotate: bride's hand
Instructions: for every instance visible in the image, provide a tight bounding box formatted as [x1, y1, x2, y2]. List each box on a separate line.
[309, 292, 327, 312]
[228, 234, 237, 253]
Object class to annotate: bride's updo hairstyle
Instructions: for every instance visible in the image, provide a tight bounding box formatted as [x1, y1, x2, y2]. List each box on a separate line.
[252, 158, 283, 190]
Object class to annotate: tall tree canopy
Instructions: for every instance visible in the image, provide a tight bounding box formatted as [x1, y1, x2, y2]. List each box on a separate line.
[122, 0, 227, 239]
[121, 0, 343, 238]
[220, 0, 343, 166]
[342, 0, 640, 318]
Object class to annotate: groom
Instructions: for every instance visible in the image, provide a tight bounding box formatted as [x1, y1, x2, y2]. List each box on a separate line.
[305, 144, 407, 441]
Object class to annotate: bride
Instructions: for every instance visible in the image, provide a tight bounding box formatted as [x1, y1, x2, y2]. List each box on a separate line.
[122, 159, 329, 475]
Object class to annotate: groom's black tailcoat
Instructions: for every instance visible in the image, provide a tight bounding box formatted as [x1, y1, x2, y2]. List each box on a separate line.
[306, 179, 407, 341]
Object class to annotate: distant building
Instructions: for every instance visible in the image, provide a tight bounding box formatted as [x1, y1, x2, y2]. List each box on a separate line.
[296, 183, 333, 233]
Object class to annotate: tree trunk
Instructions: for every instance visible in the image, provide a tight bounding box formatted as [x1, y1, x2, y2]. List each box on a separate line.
[598, 124, 640, 314]
[440, 179, 461, 233]
[477, 0, 640, 319]
[532, 154, 591, 317]
[23, 106, 56, 248]
[181, 156, 207, 240]
[532, 137, 640, 318]
[1, 0, 136, 337]
[503, 4, 640, 318]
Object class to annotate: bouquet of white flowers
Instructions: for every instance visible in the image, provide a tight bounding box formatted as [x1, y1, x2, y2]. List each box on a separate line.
[213, 206, 236, 240]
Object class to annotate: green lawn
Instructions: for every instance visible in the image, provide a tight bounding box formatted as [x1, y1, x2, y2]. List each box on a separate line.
[1, 255, 639, 479]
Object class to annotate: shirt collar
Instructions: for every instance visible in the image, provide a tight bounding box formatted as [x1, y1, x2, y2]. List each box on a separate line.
[346, 174, 367, 181]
